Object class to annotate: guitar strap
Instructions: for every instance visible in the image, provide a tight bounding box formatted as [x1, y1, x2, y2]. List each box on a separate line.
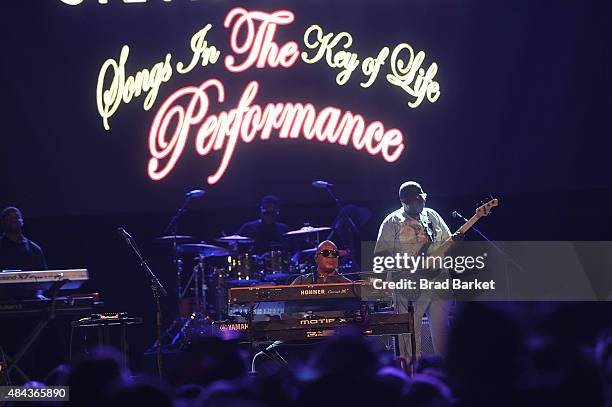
[420, 211, 435, 243]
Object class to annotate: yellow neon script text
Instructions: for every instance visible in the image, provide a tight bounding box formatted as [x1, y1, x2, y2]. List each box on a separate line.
[97, 45, 172, 130]
[176, 24, 221, 74]
[386, 44, 440, 108]
[301, 25, 360, 86]
[301, 24, 440, 109]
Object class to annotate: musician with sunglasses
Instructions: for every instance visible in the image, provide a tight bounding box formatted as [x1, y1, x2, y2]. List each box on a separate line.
[252, 241, 349, 372]
[291, 240, 350, 285]
[375, 181, 461, 363]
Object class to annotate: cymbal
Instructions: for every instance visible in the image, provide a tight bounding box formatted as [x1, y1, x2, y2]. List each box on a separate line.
[154, 235, 193, 243]
[215, 234, 255, 243]
[285, 226, 332, 236]
[177, 243, 229, 257]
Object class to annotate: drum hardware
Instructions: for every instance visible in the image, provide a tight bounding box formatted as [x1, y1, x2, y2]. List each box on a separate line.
[149, 190, 210, 354]
[177, 243, 230, 258]
[158, 190, 205, 338]
[153, 237, 190, 349]
[299, 247, 317, 255]
[283, 225, 332, 277]
[152, 242, 228, 348]
[153, 235, 194, 243]
[211, 267, 230, 319]
[230, 254, 258, 281]
[311, 180, 371, 272]
[265, 250, 288, 272]
[118, 227, 166, 379]
[170, 255, 213, 346]
[284, 225, 332, 236]
[261, 251, 292, 282]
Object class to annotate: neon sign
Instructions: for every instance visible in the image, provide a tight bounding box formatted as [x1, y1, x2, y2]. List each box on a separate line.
[148, 80, 405, 184]
[301, 25, 441, 108]
[96, 45, 173, 131]
[223, 8, 299, 72]
[95, 7, 440, 184]
[60, 0, 185, 5]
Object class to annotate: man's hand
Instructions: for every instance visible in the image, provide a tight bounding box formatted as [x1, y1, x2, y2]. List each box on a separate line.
[36, 289, 49, 300]
[452, 231, 465, 241]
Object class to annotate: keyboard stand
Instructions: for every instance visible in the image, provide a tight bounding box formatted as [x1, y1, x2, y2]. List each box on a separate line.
[4, 280, 67, 383]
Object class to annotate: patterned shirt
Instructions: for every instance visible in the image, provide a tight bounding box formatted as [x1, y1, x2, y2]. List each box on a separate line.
[374, 207, 452, 257]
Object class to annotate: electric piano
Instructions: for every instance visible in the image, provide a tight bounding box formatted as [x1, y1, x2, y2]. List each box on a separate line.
[229, 281, 393, 305]
[0, 269, 89, 289]
[213, 312, 412, 342]
[0, 293, 102, 319]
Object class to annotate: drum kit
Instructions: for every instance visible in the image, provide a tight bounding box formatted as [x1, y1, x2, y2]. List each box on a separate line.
[153, 224, 340, 347]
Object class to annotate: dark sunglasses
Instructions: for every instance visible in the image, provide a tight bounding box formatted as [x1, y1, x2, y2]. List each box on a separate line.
[318, 249, 339, 258]
[404, 192, 427, 201]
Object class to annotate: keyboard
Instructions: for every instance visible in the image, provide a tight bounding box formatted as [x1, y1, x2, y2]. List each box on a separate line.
[213, 312, 412, 342]
[229, 281, 392, 305]
[0, 293, 101, 318]
[0, 269, 89, 290]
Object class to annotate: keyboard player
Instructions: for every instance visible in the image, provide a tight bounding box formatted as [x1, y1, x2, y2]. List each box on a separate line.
[252, 240, 350, 370]
[0, 207, 48, 300]
[0, 207, 47, 272]
[290, 240, 350, 285]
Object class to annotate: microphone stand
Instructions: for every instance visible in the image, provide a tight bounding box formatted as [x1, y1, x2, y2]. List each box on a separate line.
[453, 211, 524, 296]
[453, 211, 522, 268]
[163, 195, 192, 236]
[163, 196, 192, 325]
[321, 185, 361, 270]
[120, 231, 167, 379]
[323, 185, 359, 234]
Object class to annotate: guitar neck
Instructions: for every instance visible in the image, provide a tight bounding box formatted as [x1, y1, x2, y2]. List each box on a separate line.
[428, 213, 482, 257]
[427, 198, 497, 257]
[456, 213, 480, 235]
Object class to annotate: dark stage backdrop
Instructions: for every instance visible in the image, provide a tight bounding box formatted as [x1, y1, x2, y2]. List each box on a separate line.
[1, 0, 611, 217]
[2, 0, 612, 379]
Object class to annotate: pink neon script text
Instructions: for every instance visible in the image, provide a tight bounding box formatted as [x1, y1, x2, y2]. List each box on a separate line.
[147, 79, 406, 184]
[224, 8, 300, 72]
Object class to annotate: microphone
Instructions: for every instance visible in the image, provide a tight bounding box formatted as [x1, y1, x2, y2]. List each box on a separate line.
[312, 180, 334, 189]
[452, 211, 468, 222]
[185, 189, 206, 199]
[117, 227, 133, 240]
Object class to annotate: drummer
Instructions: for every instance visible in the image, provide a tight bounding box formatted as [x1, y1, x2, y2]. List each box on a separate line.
[237, 195, 289, 255]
